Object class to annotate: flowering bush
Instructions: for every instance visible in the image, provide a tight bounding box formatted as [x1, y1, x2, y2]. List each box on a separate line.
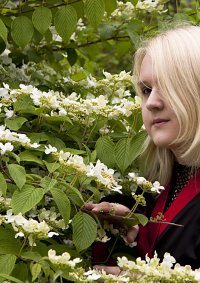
[0, 0, 199, 282]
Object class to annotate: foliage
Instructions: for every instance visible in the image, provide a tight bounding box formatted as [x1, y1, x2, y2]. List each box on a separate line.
[0, 0, 199, 282]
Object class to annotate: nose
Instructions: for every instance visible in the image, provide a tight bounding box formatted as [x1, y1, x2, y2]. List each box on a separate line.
[145, 88, 164, 111]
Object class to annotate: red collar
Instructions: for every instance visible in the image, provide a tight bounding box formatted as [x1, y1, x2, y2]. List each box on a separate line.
[137, 170, 200, 257]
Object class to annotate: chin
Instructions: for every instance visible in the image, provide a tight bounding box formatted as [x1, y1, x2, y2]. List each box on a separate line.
[152, 139, 173, 149]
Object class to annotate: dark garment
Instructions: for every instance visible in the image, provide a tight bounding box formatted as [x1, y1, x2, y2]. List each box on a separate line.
[137, 169, 200, 269]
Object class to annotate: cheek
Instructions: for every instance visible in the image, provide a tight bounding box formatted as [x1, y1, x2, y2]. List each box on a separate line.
[142, 106, 150, 131]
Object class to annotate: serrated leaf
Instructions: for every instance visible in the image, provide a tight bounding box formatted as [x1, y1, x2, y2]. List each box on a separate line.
[64, 148, 85, 155]
[30, 262, 41, 282]
[44, 115, 72, 124]
[65, 183, 84, 207]
[0, 227, 21, 255]
[54, 6, 77, 43]
[40, 177, 57, 192]
[72, 212, 97, 252]
[0, 254, 16, 283]
[114, 131, 147, 173]
[95, 136, 115, 168]
[84, 0, 105, 28]
[11, 262, 28, 282]
[50, 188, 71, 226]
[19, 151, 43, 166]
[134, 213, 148, 226]
[21, 251, 42, 262]
[11, 16, 34, 48]
[0, 274, 23, 283]
[43, 160, 60, 173]
[7, 164, 26, 189]
[14, 94, 35, 114]
[11, 185, 44, 214]
[5, 117, 27, 131]
[32, 7, 52, 35]
[0, 18, 7, 42]
[0, 172, 7, 197]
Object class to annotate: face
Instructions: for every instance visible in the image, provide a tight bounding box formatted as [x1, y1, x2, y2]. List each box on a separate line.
[139, 54, 180, 150]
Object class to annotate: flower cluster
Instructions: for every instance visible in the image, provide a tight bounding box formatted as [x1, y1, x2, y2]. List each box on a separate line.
[48, 249, 82, 269]
[0, 125, 39, 154]
[0, 82, 140, 127]
[37, 207, 66, 230]
[86, 160, 122, 193]
[45, 147, 122, 193]
[128, 172, 165, 194]
[136, 0, 167, 13]
[68, 252, 200, 283]
[5, 210, 58, 246]
[110, 0, 167, 20]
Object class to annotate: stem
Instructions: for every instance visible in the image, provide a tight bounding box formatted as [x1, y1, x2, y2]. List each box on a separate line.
[18, 235, 28, 257]
[127, 190, 145, 217]
[70, 175, 77, 187]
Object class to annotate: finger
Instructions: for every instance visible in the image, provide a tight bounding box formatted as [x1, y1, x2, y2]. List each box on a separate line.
[94, 265, 121, 275]
[91, 202, 130, 216]
[84, 202, 96, 210]
[126, 225, 139, 243]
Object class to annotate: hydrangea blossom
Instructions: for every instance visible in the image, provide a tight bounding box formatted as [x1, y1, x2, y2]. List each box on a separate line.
[128, 172, 165, 194]
[48, 249, 82, 269]
[86, 160, 122, 193]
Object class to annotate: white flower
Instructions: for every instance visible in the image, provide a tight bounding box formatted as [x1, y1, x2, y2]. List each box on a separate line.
[151, 181, 165, 194]
[161, 252, 176, 268]
[84, 269, 101, 280]
[48, 249, 82, 268]
[15, 231, 25, 238]
[48, 232, 59, 237]
[0, 142, 13, 155]
[86, 160, 122, 193]
[45, 144, 57, 154]
[4, 107, 15, 118]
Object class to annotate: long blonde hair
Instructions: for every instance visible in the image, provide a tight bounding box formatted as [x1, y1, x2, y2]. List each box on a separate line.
[133, 24, 200, 185]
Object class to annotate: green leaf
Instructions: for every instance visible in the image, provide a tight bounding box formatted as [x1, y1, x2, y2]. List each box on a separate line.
[11, 262, 28, 282]
[11, 185, 44, 214]
[0, 274, 23, 283]
[21, 251, 42, 262]
[72, 212, 97, 252]
[43, 161, 60, 173]
[32, 7, 52, 35]
[11, 16, 34, 48]
[0, 18, 7, 42]
[95, 136, 115, 168]
[84, 0, 105, 28]
[104, 0, 117, 15]
[54, 6, 77, 43]
[0, 254, 16, 283]
[5, 117, 27, 131]
[65, 183, 84, 207]
[0, 227, 21, 255]
[40, 177, 57, 192]
[30, 262, 41, 282]
[0, 172, 7, 197]
[63, 148, 85, 155]
[19, 151, 43, 166]
[7, 164, 26, 189]
[134, 213, 148, 226]
[114, 131, 147, 173]
[14, 94, 35, 114]
[50, 188, 71, 226]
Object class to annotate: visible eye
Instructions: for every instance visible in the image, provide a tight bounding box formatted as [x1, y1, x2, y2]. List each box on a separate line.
[141, 86, 152, 96]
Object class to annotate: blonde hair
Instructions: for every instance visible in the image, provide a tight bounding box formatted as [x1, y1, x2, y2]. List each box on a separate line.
[133, 24, 200, 185]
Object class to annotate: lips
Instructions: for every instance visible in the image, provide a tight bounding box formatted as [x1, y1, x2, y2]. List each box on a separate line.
[152, 118, 169, 125]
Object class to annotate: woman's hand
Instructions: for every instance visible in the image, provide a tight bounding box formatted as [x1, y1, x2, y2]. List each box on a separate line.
[83, 201, 139, 244]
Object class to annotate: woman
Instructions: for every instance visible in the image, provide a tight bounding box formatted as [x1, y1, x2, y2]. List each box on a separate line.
[85, 24, 200, 272]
